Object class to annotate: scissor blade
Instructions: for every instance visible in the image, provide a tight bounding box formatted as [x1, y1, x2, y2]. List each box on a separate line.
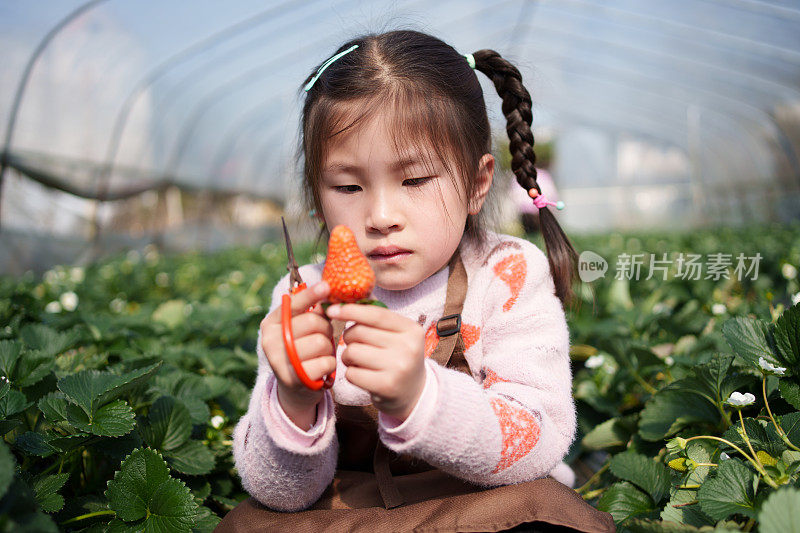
[281, 216, 303, 288]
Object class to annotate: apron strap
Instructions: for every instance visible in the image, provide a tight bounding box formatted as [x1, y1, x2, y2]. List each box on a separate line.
[331, 249, 469, 509]
[429, 248, 468, 368]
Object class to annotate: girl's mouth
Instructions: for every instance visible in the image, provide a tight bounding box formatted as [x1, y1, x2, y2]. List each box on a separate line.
[369, 251, 411, 263]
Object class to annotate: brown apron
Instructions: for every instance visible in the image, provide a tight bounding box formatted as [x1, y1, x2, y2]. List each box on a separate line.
[217, 250, 615, 532]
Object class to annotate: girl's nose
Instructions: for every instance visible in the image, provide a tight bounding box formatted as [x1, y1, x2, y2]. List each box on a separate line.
[366, 189, 403, 233]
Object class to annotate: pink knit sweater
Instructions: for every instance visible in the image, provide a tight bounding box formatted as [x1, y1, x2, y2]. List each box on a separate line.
[232, 230, 576, 512]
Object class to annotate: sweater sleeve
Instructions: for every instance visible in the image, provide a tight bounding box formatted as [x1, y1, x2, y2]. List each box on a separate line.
[377, 241, 576, 487]
[231, 270, 339, 511]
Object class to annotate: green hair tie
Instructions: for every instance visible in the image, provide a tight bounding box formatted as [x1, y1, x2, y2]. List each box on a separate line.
[304, 44, 359, 92]
[463, 53, 476, 69]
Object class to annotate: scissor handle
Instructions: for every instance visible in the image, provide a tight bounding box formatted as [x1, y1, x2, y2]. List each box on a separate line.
[281, 292, 335, 390]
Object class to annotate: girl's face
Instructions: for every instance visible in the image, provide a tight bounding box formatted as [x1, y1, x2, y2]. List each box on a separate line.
[318, 110, 493, 291]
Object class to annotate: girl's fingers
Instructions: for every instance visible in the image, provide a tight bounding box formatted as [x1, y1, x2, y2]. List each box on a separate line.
[341, 343, 385, 370]
[326, 303, 407, 331]
[281, 355, 337, 385]
[292, 333, 336, 361]
[343, 364, 383, 392]
[289, 281, 330, 316]
[290, 312, 333, 340]
[342, 323, 393, 348]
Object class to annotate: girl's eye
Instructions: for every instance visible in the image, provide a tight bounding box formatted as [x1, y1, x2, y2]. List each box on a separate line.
[333, 185, 362, 193]
[403, 177, 434, 187]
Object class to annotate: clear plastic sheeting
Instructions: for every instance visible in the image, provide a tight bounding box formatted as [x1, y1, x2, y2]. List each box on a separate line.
[1, 0, 799, 273]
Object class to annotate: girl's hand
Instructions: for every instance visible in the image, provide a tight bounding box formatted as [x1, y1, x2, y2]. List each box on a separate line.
[260, 281, 335, 423]
[326, 303, 427, 421]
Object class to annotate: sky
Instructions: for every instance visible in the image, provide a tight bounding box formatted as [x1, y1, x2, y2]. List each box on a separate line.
[2, 0, 798, 235]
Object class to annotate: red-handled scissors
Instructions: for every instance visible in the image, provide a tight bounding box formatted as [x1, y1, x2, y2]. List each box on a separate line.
[281, 217, 335, 390]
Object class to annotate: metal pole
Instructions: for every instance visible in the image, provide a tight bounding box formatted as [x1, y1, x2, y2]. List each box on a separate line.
[0, 0, 109, 230]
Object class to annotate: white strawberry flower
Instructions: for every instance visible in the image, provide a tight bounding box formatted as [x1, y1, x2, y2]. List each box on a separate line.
[793, 292, 800, 306]
[211, 415, 225, 429]
[758, 356, 786, 375]
[45, 301, 62, 313]
[109, 298, 126, 313]
[712, 303, 726, 316]
[59, 291, 78, 311]
[782, 263, 798, 280]
[70, 267, 85, 283]
[585, 354, 605, 369]
[665, 356, 675, 366]
[727, 391, 756, 407]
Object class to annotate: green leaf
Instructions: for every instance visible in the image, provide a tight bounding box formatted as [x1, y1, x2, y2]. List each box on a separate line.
[759, 486, 800, 533]
[14, 432, 60, 457]
[33, 473, 69, 513]
[692, 354, 734, 398]
[96, 362, 162, 407]
[59, 370, 124, 417]
[106, 448, 197, 532]
[684, 441, 716, 486]
[141, 396, 192, 451]
[660, 487, 714, 528]
[0, 375, 9, 400]
[609, 451, 671, 504]
[722, 317, 779, 371]
[722, 417, 786, 457]
[626, 518, 705, 532]
[181, 397, 210, 425]
[0, 340, 22, 378]
[19, 324, 80, 358]
[0, 388, 30, 417]
[15, 350, 54, 388]
[165, 440, 215, 476]
[597, 481, 658, 524]
[147, 478, 200, 531]
[152, 372, 211, 424]
[774, 303, 800, 372]
[582, 416, 634, 450]
[639, 382, 721, 441]
[193, 505, 222, 532]
[58, 362, 161, 418]
[697, 458, 757, 520]
[781, 412, 800, 448]
[781, 380, 800, 410]
[0, 441, 15, 500]
[107, 519, 145, 532]
[66, 399, 135, 437]
[0, 477, 59, 532]
[37, 391, 68, 423]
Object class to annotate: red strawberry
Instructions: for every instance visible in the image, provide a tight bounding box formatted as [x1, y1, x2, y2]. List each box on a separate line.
[322, 225, 376, 303]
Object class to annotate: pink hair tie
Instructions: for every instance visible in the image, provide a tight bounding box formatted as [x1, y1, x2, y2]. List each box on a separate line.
[528, 188, 565, 210]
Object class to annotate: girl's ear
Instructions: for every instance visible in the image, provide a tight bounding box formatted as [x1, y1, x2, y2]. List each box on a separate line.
[468, 154, 494, 215]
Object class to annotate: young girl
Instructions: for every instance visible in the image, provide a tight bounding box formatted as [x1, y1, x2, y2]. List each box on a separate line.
[223, 30, 614, 532]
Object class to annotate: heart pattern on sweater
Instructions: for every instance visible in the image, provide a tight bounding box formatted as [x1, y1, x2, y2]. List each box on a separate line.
[489, 397, 541, 473]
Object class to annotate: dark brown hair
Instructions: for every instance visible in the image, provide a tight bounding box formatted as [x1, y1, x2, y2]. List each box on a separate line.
[296, 30, 580, 307]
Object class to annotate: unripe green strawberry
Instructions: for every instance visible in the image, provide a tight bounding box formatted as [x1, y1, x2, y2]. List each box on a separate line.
[322, 225, 376, 303]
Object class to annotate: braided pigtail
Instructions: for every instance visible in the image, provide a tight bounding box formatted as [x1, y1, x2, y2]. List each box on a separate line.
[472, 49, 580, 308]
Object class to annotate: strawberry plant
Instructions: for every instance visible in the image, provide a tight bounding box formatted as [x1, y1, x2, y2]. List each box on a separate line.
[0, 222, 798, 531]
[562, 222, 800, 531]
